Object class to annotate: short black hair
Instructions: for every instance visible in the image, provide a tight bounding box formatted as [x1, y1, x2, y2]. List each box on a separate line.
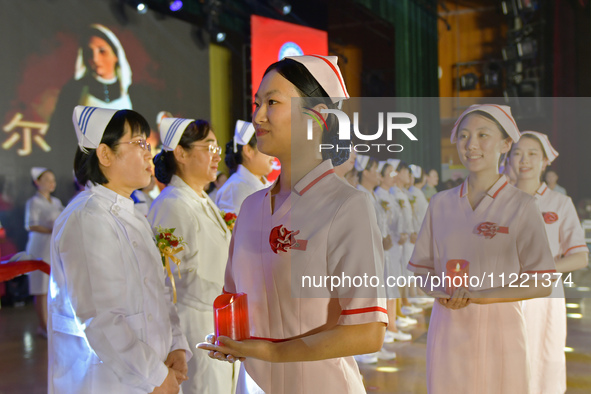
[74, 110, 150, 186]
[224, 134, 257, 175]
[153, 119, 212, 184]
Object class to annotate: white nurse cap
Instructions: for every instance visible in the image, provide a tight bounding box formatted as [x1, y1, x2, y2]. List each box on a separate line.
[31, 167, 48, 181]
[285, 55, 349, 104]
[409, 164, 422, 179]
[233, 120, 255, 153]
[159, 117, 195, 151]
[520, 131, 559, 164]
[354, 154, 370, 172]
[72, 105, 118, 153]
[378, 161, 397, 177]
[450, 104, 520, 143]
[387, 159, 401, 172]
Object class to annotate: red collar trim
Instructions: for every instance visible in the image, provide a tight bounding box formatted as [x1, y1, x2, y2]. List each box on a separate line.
[300, 169, 335, 195]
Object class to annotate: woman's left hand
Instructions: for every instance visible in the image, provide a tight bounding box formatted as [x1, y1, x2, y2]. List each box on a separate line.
[438, 287, 471, 310]
[197, 334, 274, 363]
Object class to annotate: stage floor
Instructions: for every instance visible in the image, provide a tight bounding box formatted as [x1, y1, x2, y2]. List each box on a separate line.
[1, 268, 590, 393]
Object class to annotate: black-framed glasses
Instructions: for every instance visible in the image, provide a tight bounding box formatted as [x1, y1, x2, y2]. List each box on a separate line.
[118, 139, 151, 151]
[192, 144, 222, 155]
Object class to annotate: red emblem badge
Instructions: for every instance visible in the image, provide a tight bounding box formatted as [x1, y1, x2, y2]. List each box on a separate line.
[269, 225, 306, 254]
[542, 212, 558, 224]
[476, 222, 509, 239]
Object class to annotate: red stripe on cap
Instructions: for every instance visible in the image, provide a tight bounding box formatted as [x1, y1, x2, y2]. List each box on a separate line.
[492, 181, 508, 198]
[309, 55, 348, 98]
[486, 104, 518, 129]
[341, 306, 388, 316]
[300, 169, 335, 195]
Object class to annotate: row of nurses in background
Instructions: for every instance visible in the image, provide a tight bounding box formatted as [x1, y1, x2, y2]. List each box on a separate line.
[25, 167, 64, 337]
[49, 106, 191, 393]
[198, 55, 388, 394]
[509, 131, 588, 394]
[215, 120, 274, 214]
[148, 118, 234, 394]
[408, 104, 559, 394]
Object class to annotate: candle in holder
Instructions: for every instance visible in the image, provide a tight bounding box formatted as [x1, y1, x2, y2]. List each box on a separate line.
[445, 260, 469, 295]
[214, 292, 250, 343]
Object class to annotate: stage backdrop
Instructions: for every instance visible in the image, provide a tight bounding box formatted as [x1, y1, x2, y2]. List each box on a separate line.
[0, 0, 210, 250]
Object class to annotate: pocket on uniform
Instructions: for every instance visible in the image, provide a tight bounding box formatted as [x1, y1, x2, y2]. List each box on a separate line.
[124, 312, 145, 341]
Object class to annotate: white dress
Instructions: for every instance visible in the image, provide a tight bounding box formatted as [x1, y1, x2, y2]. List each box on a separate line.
[375, 187, 403, 299]
[408, 176, 557, 394]
[390, 185, 414, 278]
[48, 184, 191, 394]
[215, 165, 271, 214]
[224, 160, 388, 394]
[522, 183, 589, 394]
[148, 175, 234, 394]
[25, 192, 63, 294]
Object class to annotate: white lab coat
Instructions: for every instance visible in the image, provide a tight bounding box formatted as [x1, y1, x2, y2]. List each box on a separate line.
[48, 184, 191, 394]
[148, 175, 234, 394]
[24, 192, 63, 294]
[215, 165, 270, 214]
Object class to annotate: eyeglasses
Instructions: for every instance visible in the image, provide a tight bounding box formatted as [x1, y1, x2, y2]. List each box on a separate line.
[192, 144, 222, 155]
[117, 139, 151, 152]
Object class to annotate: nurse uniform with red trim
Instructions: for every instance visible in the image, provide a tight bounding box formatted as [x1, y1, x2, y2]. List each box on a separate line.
[408, 175, 556, 394]
[522, 182, 589, 394]
[224, 160, 388, 394]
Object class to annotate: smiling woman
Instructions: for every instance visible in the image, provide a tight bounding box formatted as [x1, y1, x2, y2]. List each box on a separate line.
[408, 104, 558, 394]
[48, 106, 191, 394]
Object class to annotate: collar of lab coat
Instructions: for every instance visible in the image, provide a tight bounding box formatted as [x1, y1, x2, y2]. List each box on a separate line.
[90, 184, 135, 214]
[236, 164, 269, 188]
[293, 160, 335, 196]
[357, 184, 377, 201]
[169, 174, 229, 234]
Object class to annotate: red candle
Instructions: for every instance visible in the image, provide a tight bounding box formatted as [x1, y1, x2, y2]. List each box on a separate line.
[214, 292, 250, 343]
[445, 260, 469, 295]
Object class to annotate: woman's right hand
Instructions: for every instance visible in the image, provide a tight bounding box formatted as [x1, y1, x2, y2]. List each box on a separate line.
[150, 368, 180, 394]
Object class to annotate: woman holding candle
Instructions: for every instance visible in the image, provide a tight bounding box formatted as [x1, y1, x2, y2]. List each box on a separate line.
[148, 118, 234, 394]
[215, 119, 274, 215]
[510, 131, 588, 394]
[199, 55, 387, 393]
[408, 104, 557, 394]
[48, 106, 191, 394]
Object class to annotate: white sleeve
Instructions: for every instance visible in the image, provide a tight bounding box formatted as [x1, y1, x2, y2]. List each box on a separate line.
[25, 197, 43, 229]
[57, 211, 169, 392]
[216, 183, 252, 215]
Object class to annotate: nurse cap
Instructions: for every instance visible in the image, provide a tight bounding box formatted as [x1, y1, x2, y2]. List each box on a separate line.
[387, 159, 401, 172]
[354, 154, 370, 172]
[285, 55, 349, 104]
[520, 131, 559, 164]
[72, 106, 118, 153]
[31, 167, 48, 181]
[450, 104, 520, 143]
[378, 161, 397, 177]
[409, 164, 422, 179]
[159, 117, 195, 151]
[233, 120, 255, 153]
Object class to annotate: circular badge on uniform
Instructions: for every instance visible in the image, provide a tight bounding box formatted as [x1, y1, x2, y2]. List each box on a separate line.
[543, 212, 558, 224]
[278, 42, 303, 60]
